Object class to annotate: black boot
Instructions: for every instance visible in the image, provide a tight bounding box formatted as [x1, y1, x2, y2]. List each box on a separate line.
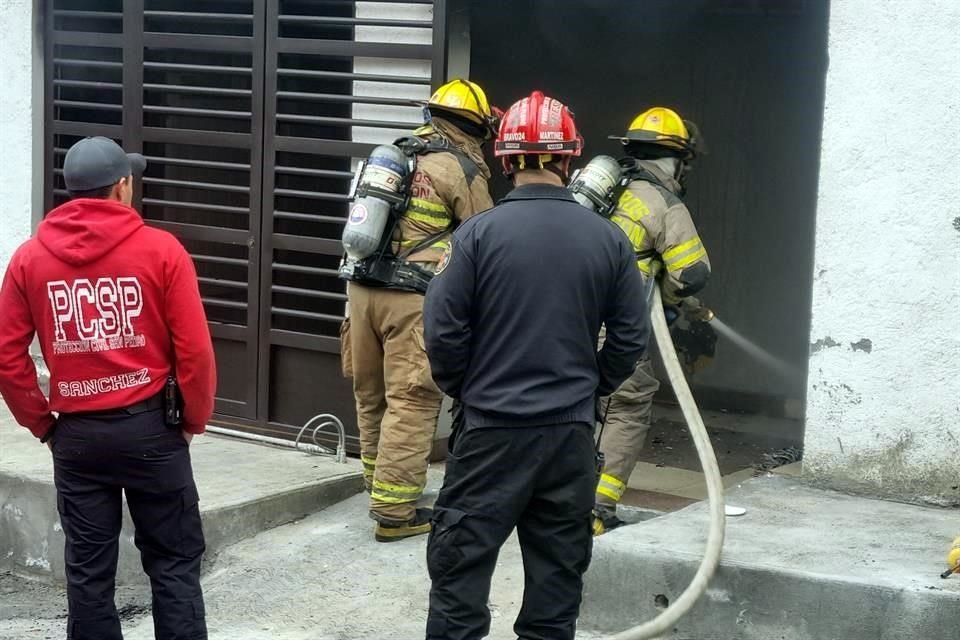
[374, 507, 433, 543]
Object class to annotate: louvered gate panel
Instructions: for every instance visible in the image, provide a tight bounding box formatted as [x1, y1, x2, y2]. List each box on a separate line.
[258, 0, 445, 449]
[46, 0, 265, 420]
[47, 1, 125, 210]
[46, 1, 449, 443]
[138, 1, 264, 420]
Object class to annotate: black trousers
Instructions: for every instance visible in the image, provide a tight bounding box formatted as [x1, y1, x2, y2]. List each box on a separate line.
[52, 409, 207, 640]
[426, 422, 597, 640]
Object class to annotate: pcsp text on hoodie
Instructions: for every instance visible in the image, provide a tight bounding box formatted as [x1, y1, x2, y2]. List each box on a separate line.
[0, 198, 216, 437]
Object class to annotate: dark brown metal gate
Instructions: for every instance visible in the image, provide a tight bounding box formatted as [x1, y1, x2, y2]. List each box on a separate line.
[45, 0, 447, 451]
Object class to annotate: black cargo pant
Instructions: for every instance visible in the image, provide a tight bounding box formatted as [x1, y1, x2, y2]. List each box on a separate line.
[52, 409, 206, 640]
[426, 422, 597, 640]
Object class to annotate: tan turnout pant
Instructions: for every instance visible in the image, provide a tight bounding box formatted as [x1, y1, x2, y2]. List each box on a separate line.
[341, 283, 443, 522]
[595, 357, 660, 508]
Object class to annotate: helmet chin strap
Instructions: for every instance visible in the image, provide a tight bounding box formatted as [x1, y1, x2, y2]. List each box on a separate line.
[677, 161, 692, 194]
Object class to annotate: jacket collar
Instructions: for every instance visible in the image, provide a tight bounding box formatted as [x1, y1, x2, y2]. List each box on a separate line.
[416, 117, 492, 179]
[637, 159, 683, 195]
[500, 183, 577, 203]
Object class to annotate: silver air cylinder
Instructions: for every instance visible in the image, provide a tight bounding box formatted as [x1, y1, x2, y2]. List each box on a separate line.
[341, 144, 409, 261]
[569, 155, 623, 216]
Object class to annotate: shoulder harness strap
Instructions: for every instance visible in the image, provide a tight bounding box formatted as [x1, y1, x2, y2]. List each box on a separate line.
[391, 135, 478, 260]
[395, 135, 481, 186]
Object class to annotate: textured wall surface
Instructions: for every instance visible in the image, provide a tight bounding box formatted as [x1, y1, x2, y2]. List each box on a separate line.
[805, 0, 960, 504]
[0, 0, 36, 274]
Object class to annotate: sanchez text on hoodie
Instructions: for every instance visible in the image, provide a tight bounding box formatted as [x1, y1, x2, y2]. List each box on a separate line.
[0, 198, 217, 437]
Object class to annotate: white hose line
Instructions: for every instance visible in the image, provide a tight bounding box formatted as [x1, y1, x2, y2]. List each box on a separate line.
[608, 286, 726, 640]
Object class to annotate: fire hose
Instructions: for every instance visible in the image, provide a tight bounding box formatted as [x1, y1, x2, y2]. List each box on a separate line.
[607, 285, 726, 640]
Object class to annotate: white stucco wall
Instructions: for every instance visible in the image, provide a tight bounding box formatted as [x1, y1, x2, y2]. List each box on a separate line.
[0, 0, 38, 273]
[805, 0, 960, 504]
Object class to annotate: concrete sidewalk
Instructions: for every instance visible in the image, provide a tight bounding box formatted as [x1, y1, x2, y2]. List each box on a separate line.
[0, 411, 363, 585]
[581, 474, 960, 640]
[6, 404, 960, 639]
[0, 468, 608, 640]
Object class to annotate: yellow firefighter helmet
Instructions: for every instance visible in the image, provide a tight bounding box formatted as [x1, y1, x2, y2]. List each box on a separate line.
[423, 79, 499, 138]
[610, 107, 702, 160]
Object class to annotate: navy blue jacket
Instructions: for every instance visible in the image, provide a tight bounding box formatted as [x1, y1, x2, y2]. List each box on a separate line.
[423, 183, 649, 428]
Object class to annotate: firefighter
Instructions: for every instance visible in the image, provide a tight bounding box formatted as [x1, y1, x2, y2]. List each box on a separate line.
[0, 137, 216, 639]
[339, 79, 497, 542]
[593, 107, 712, 534]
[422, 91, 649, 640]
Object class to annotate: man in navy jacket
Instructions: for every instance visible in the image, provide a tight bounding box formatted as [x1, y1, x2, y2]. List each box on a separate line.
[422, 91, 648, 640]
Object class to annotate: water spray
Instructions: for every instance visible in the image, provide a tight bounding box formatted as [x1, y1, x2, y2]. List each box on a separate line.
[707, 315, 800, 381]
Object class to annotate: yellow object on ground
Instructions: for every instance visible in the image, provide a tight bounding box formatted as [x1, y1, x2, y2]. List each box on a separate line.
[947, 537, 960, 571]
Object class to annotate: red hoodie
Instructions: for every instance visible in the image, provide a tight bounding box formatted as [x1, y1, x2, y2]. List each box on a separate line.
[0, 199, 216, 437]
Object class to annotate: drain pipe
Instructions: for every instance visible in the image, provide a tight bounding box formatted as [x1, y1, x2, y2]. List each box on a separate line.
[608, 286, 726, 640]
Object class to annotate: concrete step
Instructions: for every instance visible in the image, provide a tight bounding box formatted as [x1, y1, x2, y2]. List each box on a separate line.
[0, 414, 363, 585]
[580, 475, 960, 640]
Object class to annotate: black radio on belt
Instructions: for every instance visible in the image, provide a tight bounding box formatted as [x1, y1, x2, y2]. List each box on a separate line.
[164, 376, 184, 427]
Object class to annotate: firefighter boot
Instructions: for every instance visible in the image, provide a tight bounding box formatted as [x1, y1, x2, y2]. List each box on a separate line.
[374, 507, 433, 543]
[592, 506, 626, 536]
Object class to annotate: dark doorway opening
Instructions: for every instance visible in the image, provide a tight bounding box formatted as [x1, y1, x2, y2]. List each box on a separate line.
[460, 0, 828, 506]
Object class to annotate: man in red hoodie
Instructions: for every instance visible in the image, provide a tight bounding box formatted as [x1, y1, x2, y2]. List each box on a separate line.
[0, 136, 217, 639]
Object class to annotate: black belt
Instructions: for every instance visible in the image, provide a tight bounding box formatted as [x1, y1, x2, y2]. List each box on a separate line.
[340, 255, 434, 294]
[66, 392, 164, 418]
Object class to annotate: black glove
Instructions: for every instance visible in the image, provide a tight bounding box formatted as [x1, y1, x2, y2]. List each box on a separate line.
[671, 320, 718, 372]
[663, 305, 681, 326]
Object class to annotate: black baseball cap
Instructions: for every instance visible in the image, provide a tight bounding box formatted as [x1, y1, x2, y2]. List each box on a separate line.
[63, 137, 147, 192]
